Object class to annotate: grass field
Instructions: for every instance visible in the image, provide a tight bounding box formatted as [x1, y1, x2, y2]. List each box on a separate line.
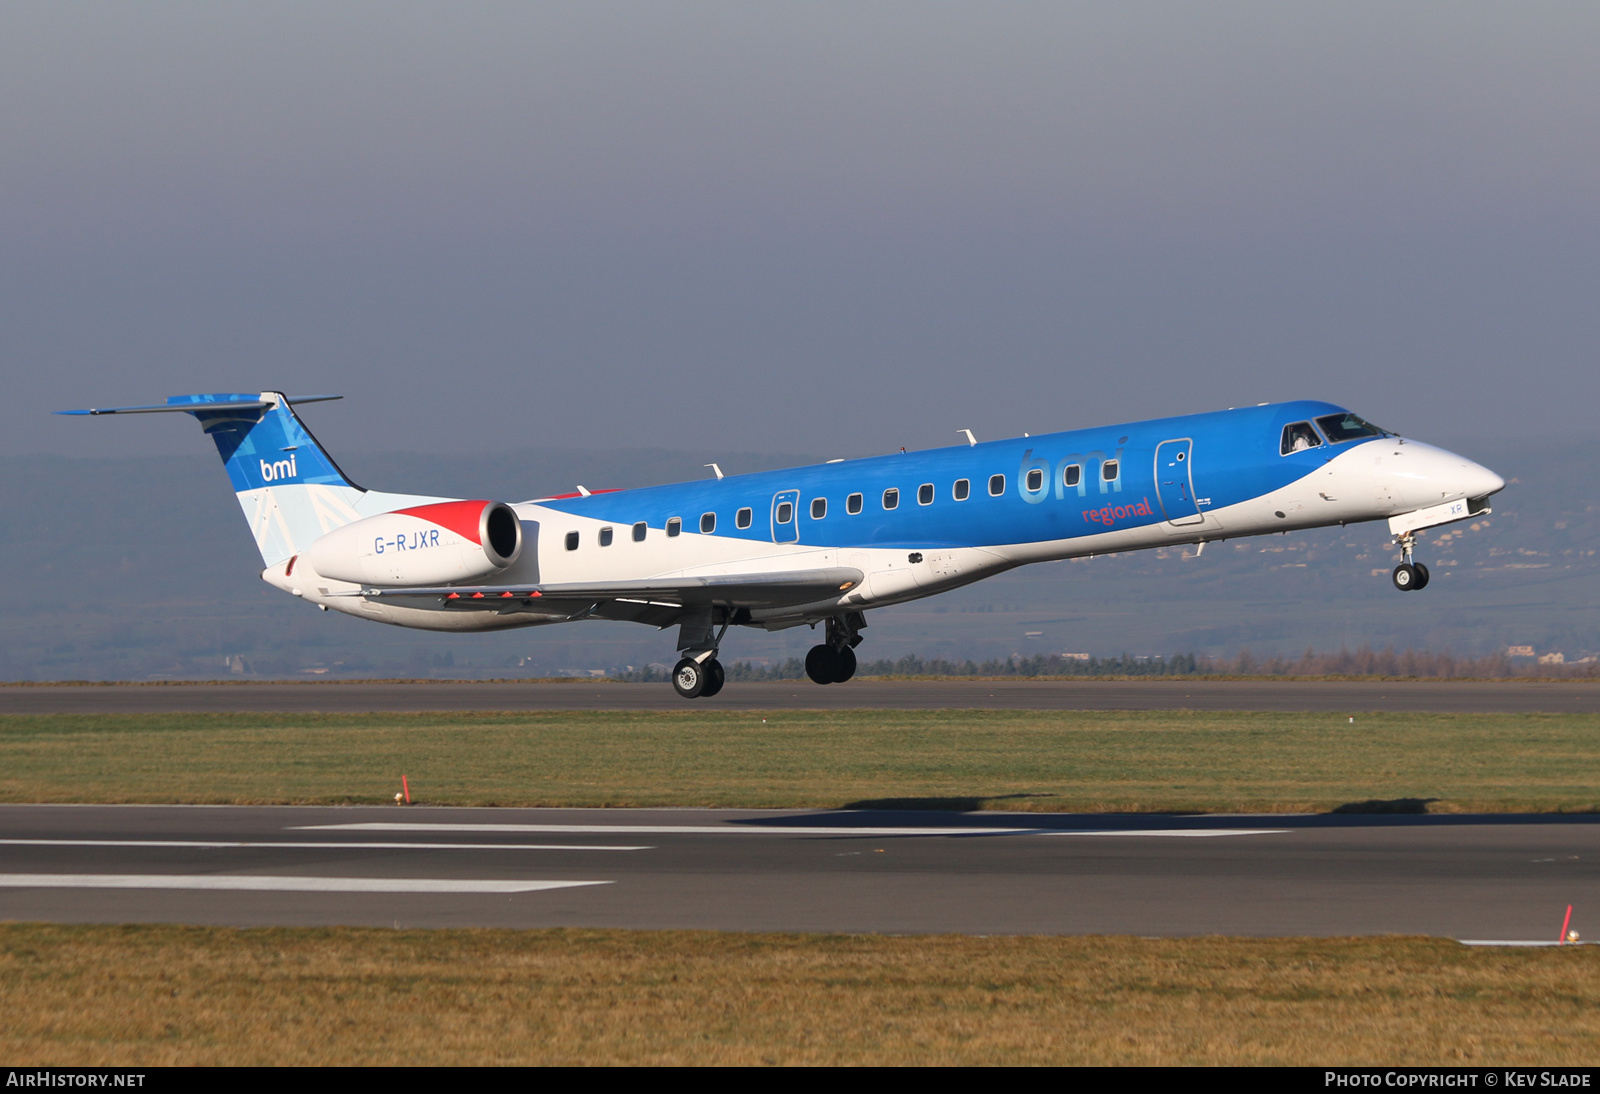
[2, 924, 1596, 1065]
[1, 709, 1598, 812]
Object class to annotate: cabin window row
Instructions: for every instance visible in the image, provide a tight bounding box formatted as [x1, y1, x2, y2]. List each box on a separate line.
[564, 521, 657, 550]
[563, 462, 1123, 547]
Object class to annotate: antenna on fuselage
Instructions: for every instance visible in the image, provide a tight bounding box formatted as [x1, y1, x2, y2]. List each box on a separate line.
[958, 429, 977, 447]
[705, 463, 724, 480]
[575, 485, 592, 496]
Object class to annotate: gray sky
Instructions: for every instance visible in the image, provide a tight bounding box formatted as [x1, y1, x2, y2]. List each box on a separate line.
[5, 2, 1597, 464]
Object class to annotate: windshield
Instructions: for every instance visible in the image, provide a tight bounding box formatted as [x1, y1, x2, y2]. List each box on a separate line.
[1315, 412, 1388, 444]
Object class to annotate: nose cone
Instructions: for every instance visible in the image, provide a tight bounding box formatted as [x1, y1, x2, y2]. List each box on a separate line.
[1387, 441, 1506, 509]
[1431, 446, 1505, 501]
[1464, 458, 1506, 501]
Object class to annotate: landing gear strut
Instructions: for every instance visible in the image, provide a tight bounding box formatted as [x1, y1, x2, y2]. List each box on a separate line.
[806, 612, 865, 685]
[671, 607, 733, 698]
[1390, 531, 1430, 592]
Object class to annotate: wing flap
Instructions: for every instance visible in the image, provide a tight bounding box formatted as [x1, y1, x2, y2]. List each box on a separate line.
[329, 567, 864, 611]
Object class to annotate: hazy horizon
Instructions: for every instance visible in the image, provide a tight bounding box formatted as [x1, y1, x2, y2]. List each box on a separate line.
[5, 3, 1596, 464]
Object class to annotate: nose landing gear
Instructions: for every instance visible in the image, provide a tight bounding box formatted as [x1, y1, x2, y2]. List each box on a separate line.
[1391, 562, 1430, 591]
[1390, 531, 1431, 592]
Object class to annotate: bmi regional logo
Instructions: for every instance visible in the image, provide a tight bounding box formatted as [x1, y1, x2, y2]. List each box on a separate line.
[259, 453, 298, 482]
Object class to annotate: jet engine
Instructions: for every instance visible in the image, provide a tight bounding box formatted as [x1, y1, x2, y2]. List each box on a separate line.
[302, 500, 522, 586]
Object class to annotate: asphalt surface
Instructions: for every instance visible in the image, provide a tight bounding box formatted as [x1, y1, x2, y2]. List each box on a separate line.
[1, 804, 1595, 939]
[2, 679, 1597, 713]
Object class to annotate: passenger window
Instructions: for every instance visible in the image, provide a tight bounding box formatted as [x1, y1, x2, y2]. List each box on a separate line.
[1026, 468, 1044, 491]
[736, 507, 753, 529]
[599, 526, 614, 547]
[1063, 464, 1081, 488]
[564, 531, 579, 551]
[988, 474, 1005, 496]
[918, 483, 934, 505]
[953, 478, 970, 501]
[1102, 460, 1119, 482]
[811, 498, 826, 519]
[632, 521, 647, 542]
[1280, 421, 1323, 455]
[776, 501, 793, 524]
[847, 493, 863, 515]
[700, 512, 716, 534]
[666, 517, 681, 538]
[883, 488, 899, 510]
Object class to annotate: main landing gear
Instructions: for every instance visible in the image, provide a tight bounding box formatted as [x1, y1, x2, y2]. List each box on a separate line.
[1390, 531, 1431, 592]
[672, 655, 725, 699]
[671, 606, 733, 699]
[805, 644, 855, 684]
[806, 612, 866, 686]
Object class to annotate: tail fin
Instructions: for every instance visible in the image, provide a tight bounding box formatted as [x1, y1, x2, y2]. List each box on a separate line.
[181, 392, 370, 567]
[63, 392, 371, 567]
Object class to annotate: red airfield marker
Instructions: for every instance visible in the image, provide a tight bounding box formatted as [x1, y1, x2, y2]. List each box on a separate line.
[1560, 904, 1573, 944]
[401, 774, 411, 805]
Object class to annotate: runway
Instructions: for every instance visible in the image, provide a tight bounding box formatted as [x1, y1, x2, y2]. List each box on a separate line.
[2, 804, 1595, 939]
[3, 678, 1596, 714]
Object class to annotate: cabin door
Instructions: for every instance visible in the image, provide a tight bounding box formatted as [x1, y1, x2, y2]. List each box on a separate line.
[771, 489, 801, 543]
[1154, 439, 1204, 525]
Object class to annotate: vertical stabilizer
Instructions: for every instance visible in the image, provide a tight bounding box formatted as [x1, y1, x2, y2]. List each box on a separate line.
[62, 392, 455, 570]
[168, 392, 367, 567]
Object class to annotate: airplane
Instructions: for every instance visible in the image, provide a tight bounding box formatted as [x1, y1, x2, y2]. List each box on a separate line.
[62, 393, 1504, 698]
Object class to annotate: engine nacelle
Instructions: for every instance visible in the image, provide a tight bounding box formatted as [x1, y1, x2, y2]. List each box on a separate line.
[302, 500, 522, 586]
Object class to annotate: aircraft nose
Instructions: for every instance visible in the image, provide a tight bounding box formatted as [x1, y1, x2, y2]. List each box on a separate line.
[1461, 457, 1505, 500]
[1395, 442, 1506, 507]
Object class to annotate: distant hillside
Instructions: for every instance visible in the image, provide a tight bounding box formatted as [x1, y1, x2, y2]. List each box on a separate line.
[1, 438, 1591, 680]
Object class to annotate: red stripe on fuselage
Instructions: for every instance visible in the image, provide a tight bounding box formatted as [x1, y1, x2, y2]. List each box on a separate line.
[393, 500, 490, 544]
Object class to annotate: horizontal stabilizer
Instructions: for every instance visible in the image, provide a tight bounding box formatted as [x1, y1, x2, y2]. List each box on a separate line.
[59, 391, 366, 568]
[58, 395, 341, 416]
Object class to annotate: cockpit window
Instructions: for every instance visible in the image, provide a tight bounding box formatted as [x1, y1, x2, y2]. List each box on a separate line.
[1315, 413, 1388, 444]
[1280, 421, 1323, 455]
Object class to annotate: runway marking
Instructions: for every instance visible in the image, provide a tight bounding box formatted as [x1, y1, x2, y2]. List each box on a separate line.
[1048, 829, 1287, 838]
[299, 822, 1286, 839]
[0, 874, 610, 894]
[0, 839, 649, 852]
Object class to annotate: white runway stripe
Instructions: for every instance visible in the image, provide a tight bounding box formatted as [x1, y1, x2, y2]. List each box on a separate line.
[0, 874, 610, 894]
[1047, 829, 1288, 838]
[0, 839, 649, 852]
[299, 822, 1285, 838]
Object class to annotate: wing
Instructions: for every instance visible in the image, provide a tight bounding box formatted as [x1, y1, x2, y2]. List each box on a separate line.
[326, 567, 865, 627]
